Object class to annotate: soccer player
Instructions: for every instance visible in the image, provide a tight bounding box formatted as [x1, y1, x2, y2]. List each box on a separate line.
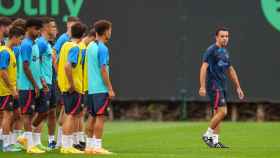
[72, 28, 96, 151]
[34, 17, 57, 151]
[0, 17, 12, 45]
[10, 18, 26, 139]
[0, 17, 12, 139]
[85, 20, 114, 155]
[53, 16, 79, 148]
[199, 27, 244, 148]
[57, 22, 86, 154]
[46, 18, 59, 149]
[0, 26, 25, 152]
[16, 18, 47, 154]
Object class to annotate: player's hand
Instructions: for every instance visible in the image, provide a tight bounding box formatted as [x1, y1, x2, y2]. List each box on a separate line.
[11, 88, 19, 99]
[34, 85, 40, 98]
[69, 84, 75, 94]
[109, 89, 116, 99]
[236, 87, 244, 100]
[42, 82, 49, 93]
[199, 87, 207, 97]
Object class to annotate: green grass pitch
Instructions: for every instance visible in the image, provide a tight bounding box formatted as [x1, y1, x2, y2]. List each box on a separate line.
[0, 122, 279, 158]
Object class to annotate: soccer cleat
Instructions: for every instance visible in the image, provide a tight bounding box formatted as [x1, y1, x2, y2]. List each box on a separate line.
[202, 136, 214, 147]
[36, 144, 51, 152]
[94, 148, 113, 155]
[3, 144, 22, 152]
[73, 144, 85, 151]
[13, 143, 25, 150]
[79, 141, 86, 150]
[85, 148, 96, 154]
[213, 142, 229, 148]
[27, 146, 46, 154]
[17, 136, 27, 150]
[60, 147, 84, 154]
[48, 141, 57, 150]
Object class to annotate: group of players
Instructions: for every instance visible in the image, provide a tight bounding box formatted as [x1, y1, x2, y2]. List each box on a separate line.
[0, 16, 115, 154]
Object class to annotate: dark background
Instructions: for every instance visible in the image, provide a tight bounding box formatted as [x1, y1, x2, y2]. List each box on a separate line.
[1, 0, 280, 102]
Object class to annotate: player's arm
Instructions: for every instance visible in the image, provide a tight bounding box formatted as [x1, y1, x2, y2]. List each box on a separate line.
[52, 49, 57, 73]
[38, 39, 49, 93]
[99, 48, 115, 99]
[199, 62, 208, 97]
[64, 46, 79, 93]
[0, 51, 18, 98]
[227, 66, 244, 100]
[21, 43, 39, 97]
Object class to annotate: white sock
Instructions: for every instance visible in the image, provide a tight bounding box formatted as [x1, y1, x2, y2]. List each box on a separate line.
[48, 135, 55, 144]
[33, 132, 41, 146]
[14, 130, 23, 137]
[25, 131, 33, 148]
[204, 127, 214, 138]
[2, 134, 10, 147]
[10, 132, 17, 145]
[212, 134, 219, 144]
[86, 137, 94, 148]
[95, 139, 102, 149]
[62, 135, 73, 148]
[57, 127, 62, 146]
[0, 128, 3, 140]
[77, 132, 85, 143]
[73, 132, 78, 145]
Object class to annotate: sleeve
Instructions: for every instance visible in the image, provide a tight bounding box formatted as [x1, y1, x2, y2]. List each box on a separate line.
[0, 51, 10, 69]
[98, 46, 109, 67]
[12, 46, 20, 60]
[20, 42, 32, 63]
[53, 35, 67, 53]
[37, 39, 47, 55]
[67, 46, 79, 65]
[202, 49, 212, 64]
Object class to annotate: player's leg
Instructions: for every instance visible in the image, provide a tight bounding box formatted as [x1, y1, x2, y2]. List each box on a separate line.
[92, 93, 112, 154]
[203, 90, 228, 148]
[56, 93, 64, 148]
[32, 90, 50, 152]
[1, 96, 21, 152]
[18, 90, 36, 151]
[60, 92, 83, 154]
[47, 84, 57, 149]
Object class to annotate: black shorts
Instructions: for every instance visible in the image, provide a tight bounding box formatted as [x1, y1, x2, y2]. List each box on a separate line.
[208, 89, 227, 111]
[62, 92, 82, 115]
[87, 93, 110, 117]
[0, 95, 16, 111]
[19, 90, 49, 115]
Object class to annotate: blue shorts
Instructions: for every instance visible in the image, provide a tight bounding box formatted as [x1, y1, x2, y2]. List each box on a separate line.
[19, 90, 49, 115]
[86, 93, 110, 117]
[207, 89, 227, 111]
[62, 92, 82, 115]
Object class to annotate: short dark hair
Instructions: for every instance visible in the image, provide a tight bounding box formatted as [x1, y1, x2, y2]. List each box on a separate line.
[87, 28, 96, 37]
[71, 22, 86, 39]
[25, 18, 43, 29]
[11, 18, 26, 31]
[94, 20, 112, 36]
[8, 26, 25, 38]
[67, 16, 80, 23]
[41, 17, 55, 25]
[0, 17, 12, 26]
[215, 27, 229, 36]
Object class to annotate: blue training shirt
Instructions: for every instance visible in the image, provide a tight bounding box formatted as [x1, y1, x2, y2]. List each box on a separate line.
[17, 37, 42, 90]
[53, 33, 70, 60]
[37, 36, 53, 85]
[87, 41, 110, 94]
[203, 44, 231, 92]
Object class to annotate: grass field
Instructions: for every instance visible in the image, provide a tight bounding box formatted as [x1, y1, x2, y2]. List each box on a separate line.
[0, 122, 279, 158]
